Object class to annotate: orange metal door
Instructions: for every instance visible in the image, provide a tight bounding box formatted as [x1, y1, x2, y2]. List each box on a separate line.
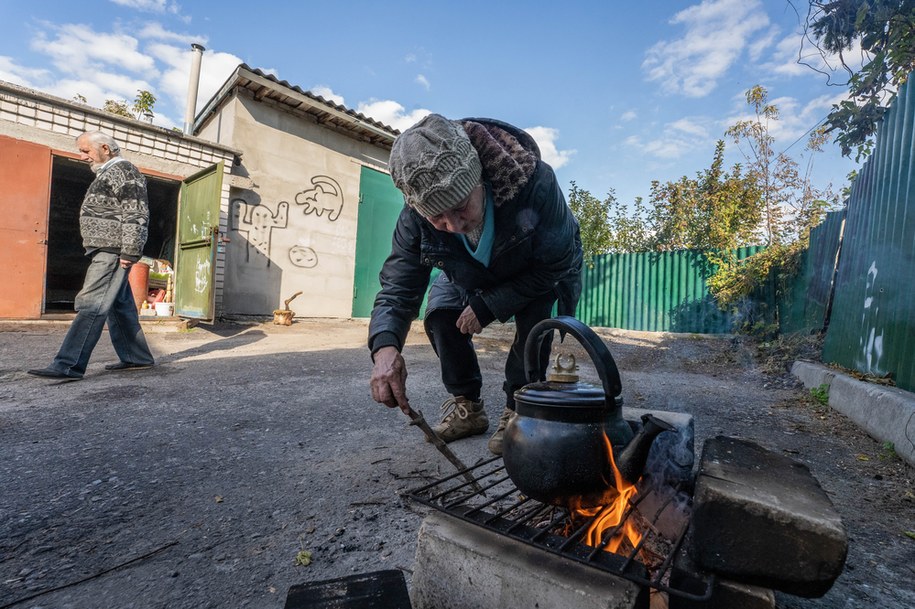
[0, 136, 51, 318]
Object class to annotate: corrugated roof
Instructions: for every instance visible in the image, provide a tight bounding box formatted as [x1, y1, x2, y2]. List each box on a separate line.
[194, 64, 399, 149]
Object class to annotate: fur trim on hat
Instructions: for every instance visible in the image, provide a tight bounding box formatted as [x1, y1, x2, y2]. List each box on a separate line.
[461, 120, 538, 206]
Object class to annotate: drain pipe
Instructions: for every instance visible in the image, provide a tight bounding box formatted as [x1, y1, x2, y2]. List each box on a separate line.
[183, 43, 205, 134]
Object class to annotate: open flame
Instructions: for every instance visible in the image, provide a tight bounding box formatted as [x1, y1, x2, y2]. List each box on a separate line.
[573, 432, 642, 554]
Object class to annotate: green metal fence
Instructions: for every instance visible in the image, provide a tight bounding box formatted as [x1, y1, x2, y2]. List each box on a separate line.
[822, 74, 915, 392]
[576, 246, 765, 333]
[777, 209, 846, 335]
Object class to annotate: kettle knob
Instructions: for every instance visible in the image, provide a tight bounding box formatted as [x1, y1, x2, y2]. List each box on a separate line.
[524, 316, 623, 403]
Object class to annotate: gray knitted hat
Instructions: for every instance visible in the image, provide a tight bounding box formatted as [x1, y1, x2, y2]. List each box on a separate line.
[389, 114, 482, 217]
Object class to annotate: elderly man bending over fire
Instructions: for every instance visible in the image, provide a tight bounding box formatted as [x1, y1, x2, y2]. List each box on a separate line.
[368, 114, 583, 455]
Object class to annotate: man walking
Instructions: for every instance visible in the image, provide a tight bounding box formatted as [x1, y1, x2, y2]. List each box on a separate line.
[28, 131, 155, 380]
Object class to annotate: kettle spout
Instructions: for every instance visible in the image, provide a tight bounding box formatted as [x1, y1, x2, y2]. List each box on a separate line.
[616, 414, 675, 485]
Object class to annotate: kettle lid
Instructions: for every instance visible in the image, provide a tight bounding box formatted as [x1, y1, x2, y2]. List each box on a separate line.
[515, 353, 608, 410]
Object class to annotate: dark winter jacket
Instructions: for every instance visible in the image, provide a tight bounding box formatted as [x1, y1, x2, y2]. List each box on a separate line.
[80, 158, 149, 262]
[369, 118, 583, 353]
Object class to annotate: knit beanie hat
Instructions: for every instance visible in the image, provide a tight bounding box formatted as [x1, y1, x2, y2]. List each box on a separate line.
[388, 114, 482, 217]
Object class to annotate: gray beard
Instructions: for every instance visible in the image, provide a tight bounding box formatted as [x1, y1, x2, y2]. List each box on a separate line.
[465, 224, 483, 248]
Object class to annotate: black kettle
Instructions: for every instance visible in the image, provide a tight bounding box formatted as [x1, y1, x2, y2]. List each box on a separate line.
[502, 316, 674, 508]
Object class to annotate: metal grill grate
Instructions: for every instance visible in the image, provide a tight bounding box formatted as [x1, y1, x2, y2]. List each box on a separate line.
[406, 456, 714, 602]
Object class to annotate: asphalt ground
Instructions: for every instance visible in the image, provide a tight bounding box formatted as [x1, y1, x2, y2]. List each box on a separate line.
[1, 319, 912, 609]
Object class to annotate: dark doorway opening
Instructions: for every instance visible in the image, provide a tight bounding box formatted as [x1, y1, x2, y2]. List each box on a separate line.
[45, 156, 181, 311]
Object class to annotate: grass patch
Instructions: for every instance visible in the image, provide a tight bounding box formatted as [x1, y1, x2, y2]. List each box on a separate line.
[810, 383, 829, 405]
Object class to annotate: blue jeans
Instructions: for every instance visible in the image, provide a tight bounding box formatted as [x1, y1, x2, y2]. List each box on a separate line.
[50, 252, 154, 377]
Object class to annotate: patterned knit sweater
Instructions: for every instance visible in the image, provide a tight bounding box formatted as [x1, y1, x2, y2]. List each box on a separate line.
[79, 159, 149, 261]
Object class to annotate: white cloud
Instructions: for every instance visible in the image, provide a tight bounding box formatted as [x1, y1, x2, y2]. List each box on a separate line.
[623, 117, 712, 161]
[621, 110, 637, 122]
[356, 99, 431, 131]
[24, 22, 160, 109]
[764, 33, 865, 83]
[524, 126, 575, 169]
[6, 18, 235, 127]
[415, 74, 430, 91]
[748, 26, 779, 62]
[137, 22, 203, 46]
[109, 0, 181, 14]
[0, 56, 51, 88]
[643, 0, 770, 97]
[33, 23, 157, 75]
[147, 42, 242, 119]
[643, 136, 695, 160]
[310, 85, 345, 106]
[669, 117, 709, 138]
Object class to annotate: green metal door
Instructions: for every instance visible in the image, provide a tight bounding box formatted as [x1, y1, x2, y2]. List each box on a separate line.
[175, 163, 223, 321]
[352, 166, 406, 317]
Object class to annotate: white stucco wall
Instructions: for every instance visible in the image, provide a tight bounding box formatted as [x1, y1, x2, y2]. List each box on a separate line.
[213, 93, 392, 317]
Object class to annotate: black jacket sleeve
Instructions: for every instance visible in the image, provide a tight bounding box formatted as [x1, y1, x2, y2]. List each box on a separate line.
[367, 206, 433, 353]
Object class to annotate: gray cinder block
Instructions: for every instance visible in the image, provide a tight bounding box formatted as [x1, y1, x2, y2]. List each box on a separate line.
[690, 436, 847, 598]
[411, 512, 648, 609]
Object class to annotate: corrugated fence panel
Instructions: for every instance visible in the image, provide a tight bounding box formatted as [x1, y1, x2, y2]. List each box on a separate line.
[779, 209, 846, 334]
[577, 246, 765, 334]
[823, 74, 915, 392]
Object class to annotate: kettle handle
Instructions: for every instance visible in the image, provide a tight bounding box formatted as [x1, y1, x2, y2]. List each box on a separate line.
[524, 316, 623, 401]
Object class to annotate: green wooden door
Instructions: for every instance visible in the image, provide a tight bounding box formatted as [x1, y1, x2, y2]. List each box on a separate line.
[175, 163, 223, 321]
[352, 166, 406, 317]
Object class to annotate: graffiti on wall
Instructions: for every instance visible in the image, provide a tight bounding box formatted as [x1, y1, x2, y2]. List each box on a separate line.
[859, 260, 884, 371]
[294, 176, 344, 222]
[289, 245, 318, 268]
[230, 174, 346, 269]
[230, 198, 289, 267]
[195, 257, 211, 293]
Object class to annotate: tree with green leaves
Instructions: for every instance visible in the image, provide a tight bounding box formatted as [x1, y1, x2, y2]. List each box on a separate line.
[709, 85, 838, 308]
[607, 194, 652, 254]
[801, 0, 915, 159]
[102, 99, 133, 118]
[101, 90, 157, 121]
[567, 183, 653, 265]
[648, 140, 761, 252]
[132, 89, 156, 121]
[568, 182, 614, 266]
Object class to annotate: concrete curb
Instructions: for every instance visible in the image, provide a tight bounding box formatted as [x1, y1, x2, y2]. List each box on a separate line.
[791, 360, 915, 468]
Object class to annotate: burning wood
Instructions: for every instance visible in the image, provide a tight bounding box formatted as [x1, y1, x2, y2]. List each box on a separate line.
[558, 429, 691, 581]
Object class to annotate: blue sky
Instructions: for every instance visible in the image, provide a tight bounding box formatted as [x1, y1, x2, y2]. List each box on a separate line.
[1, 0, 862, 207]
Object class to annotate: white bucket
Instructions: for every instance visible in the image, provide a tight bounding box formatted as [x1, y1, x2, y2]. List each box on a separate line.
[154, 302, 174, 317]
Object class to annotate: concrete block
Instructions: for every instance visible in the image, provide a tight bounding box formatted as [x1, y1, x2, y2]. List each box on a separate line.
[792, 360, 915, 468]
[669, 543, 774, 609]
[691, 436, 847, 597]
[790, 360, 836, 390]
[671, 578, 775, 609]
[829, 374, 915, 467]
[411, 512, 648, 609]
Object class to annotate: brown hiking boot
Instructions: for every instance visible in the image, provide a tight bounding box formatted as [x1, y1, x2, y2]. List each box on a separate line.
[432, 396, 489, 442]
[487, 407, 516, 455]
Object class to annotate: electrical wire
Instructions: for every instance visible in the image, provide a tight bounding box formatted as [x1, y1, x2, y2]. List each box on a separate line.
[779, 115, 829, 156]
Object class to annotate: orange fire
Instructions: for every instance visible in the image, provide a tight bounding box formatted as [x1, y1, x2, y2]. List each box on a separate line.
[574, 433, 642, 554]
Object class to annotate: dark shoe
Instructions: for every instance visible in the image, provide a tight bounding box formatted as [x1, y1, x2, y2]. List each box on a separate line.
[27, 367, 82, 381]
[488, 407, 517, 455]
[104, 362, 155, 371]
